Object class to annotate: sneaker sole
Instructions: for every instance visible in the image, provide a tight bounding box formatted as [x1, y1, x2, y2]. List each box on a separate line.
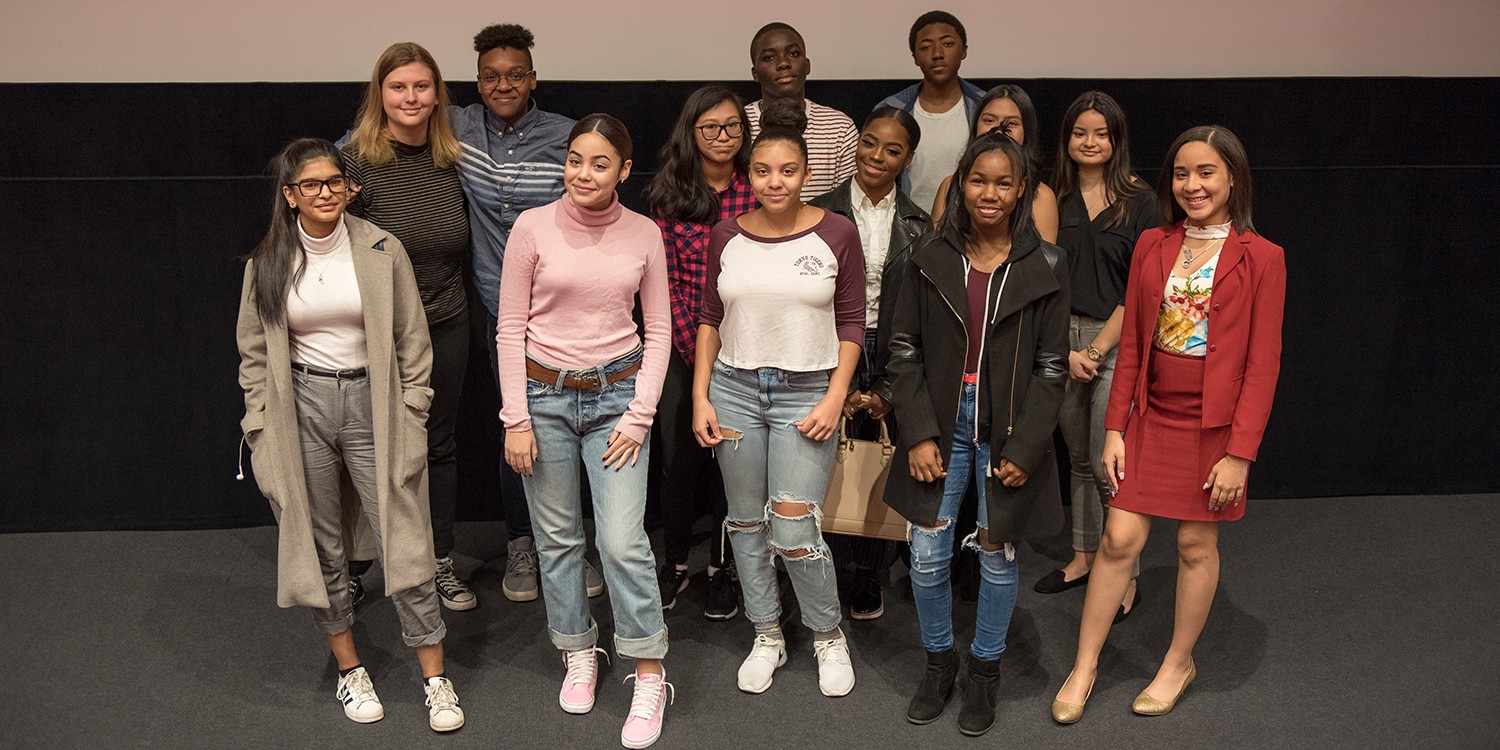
[440, 595, 478, 611]
[850, 603, 884, 621]
[819, 675, 856, 698]
[430, 713, 465, 732]
[559, 696, 595, 714]
[702, 605, 739, 621]
[621, 725, 663, 749]
[586, 584, 606, 598]
[344, 707, 384, 724]
[503, 586, 540, 602]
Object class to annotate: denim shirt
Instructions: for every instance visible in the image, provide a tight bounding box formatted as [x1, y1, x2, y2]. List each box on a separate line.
[449, 102, 576, 318]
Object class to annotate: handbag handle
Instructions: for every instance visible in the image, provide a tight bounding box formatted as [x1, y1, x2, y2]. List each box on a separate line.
[839, 416, 892, 446]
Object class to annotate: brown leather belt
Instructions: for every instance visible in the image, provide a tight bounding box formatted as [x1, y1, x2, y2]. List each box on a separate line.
[526, 358, 641, 390]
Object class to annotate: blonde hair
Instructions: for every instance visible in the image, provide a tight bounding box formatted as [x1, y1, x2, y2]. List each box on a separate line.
[349, 42, 462, 168]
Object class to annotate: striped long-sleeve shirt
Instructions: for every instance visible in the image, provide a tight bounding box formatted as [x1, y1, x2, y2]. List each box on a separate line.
[342, 141, 470, 324]
[449, 103, 576, 319]
[744, 99, 858, 201]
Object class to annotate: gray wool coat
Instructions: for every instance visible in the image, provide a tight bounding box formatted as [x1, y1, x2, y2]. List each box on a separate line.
[237, 215, 435, 609]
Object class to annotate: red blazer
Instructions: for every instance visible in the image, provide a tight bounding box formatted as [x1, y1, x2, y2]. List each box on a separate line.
[1104, 223, 1286, 461]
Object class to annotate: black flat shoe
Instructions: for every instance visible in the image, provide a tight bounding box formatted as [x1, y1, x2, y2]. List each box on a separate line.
[1113, 582, 1142, 624]
[1033, 568, 1089, 594]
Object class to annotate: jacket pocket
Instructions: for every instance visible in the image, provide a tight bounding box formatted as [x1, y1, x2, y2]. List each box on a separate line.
[401, 387, 433, 484]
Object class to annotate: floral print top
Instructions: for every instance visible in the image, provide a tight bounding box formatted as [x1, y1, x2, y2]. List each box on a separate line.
[1153, 248, 1221, 356]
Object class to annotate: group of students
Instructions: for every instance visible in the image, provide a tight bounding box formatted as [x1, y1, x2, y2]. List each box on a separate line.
[235, 12, 1285, 748]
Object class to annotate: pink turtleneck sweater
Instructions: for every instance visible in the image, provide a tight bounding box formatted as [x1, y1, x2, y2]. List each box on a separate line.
[496, 194, 670, 444]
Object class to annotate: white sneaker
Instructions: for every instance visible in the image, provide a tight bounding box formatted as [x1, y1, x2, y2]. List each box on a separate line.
[736, 634, 787, 694]
[335, 666, 384, 723]
[423, 676, 465, 732]
[814, 634, 856, 697]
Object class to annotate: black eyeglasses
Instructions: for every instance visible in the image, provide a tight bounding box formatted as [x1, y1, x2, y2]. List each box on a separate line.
[286, 176, 350, 197]
[695, 121, 744, 140]
[479, 69, 534, 89]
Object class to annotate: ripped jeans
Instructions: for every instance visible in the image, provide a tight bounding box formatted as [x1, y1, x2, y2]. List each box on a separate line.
[709, 360, 842, 633]
[909, 382, 1019, 661]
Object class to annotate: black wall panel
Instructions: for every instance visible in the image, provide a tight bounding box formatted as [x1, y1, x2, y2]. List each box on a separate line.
[3, 77, 1496, 531]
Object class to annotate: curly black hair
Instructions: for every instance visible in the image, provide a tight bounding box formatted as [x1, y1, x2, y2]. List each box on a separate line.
[473, 23, 535, 66]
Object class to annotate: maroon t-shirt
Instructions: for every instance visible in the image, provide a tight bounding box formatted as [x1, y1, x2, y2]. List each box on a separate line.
[964, 267, 991, 373]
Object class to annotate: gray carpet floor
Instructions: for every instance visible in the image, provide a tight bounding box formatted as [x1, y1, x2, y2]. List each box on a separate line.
[2, 494, 1497, 749]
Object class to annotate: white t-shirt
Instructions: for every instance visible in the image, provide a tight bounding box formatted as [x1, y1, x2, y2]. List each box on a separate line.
[906, 98, 971, 214]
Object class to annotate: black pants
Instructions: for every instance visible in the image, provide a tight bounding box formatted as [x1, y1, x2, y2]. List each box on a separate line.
[655, 352, 729, 568]
[427, 307, 469, 558]
[483, 308, 534, 540]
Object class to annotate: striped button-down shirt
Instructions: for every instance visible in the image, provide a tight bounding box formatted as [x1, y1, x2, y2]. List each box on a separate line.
[450, 103, 576, 318]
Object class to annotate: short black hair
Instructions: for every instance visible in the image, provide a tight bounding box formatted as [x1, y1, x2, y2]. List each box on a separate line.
[908, 11, 966, 52]
[750, 21, 803, 58]
[474, 23, 535, 67]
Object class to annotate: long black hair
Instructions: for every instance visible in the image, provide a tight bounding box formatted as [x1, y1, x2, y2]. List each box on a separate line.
[938, 131, 1035, 248]
[1051, 90, 1146, 229]
[645, 86, 751, 224]
[247, 138, 348, 327]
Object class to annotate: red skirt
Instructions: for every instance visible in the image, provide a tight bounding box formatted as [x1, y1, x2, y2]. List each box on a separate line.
[1110, 348, 1243, 522]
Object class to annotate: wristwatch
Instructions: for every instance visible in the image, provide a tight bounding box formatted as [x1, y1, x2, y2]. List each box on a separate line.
[1086, 346, 1104, 363]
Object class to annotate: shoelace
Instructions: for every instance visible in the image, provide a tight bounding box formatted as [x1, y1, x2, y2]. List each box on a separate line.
[747, 634, 783, 662]
[507, 547, 538, 576]
[564, 647, 610, 685]
[814, 638, 850, 665]
[624, 674, 675, 719]
[434, 560, 466, 591]
[425, 678, 459, 710]
[338, 669, 376, 703]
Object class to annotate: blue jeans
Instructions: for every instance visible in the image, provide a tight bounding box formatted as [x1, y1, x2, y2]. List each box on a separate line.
[710, 361, 842, 633]
[908, 383, 1019, 661]
[523, 348, 668, 659]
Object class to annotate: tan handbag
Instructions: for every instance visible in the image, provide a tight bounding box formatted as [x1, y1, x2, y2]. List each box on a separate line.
[822, 417, 907, 541]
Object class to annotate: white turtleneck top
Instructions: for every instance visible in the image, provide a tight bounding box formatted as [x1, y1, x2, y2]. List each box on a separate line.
[287, 216, 367, 370]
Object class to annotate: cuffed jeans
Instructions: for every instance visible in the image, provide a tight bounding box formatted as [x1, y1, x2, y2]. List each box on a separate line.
[523, 348, 668, 659]
[710, 360, 842, 633]
[908, 383, 1017, 661]
[1058, 314, 1139, 577]
[294, 369, 446, 648]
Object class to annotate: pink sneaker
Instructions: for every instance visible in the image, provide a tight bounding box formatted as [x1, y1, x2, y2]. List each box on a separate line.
[620, 671, 674, 749]
[559, 647, 609, 714]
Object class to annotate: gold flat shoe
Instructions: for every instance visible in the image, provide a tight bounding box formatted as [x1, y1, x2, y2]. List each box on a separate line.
[1132, 661, 1196, 716]
[1050, 670, 1096, 724]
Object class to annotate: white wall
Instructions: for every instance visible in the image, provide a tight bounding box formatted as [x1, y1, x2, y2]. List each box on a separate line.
[4, 0, 1498, 82]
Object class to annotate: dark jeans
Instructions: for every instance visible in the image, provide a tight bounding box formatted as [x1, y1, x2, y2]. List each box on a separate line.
[427, 307, 469, 558]
[485, 308, 534, 540]
[829, 328, 894, 572]
[655, 352, 729, 568]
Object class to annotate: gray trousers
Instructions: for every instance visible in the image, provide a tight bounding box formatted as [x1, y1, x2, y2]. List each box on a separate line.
[1057, 315, 1139, 577]
[294, 369, 446, 648]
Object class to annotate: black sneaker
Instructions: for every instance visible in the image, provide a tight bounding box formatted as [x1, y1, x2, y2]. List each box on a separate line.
[703, 567, 740, 621]
[850, 569, 885, 620]
[435, 556, 478, 611]
[658, 564, 689, 610]
[349, 575, 366, 607]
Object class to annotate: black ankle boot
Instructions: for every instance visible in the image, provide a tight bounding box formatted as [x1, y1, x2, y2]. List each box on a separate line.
[958, 654, 1000, 736]
[906, 648, 960, 724]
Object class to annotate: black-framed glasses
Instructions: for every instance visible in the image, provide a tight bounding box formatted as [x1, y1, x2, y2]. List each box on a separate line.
[285, 176, 350, 197]
[695, 121, 744, 140]
[479, 69, 535, 89]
